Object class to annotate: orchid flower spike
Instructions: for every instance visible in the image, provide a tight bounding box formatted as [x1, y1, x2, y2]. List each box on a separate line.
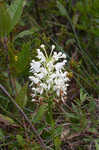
[29, 45, 69, 102]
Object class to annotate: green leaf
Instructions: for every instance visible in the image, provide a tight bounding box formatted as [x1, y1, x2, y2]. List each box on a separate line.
[95, 141, 99, 150]
[0, 129, 4, 140]
[8, 42, 31, 76]
[0, 95, 9, 101]
[65, 112, 80, 120]
[89, 100, 96, 113]
[0, 114, 15, 125]
[15, 83, 28, 108]
[0, 2, 12, 37]
[54, 136, 61, 150]
[31, 143, 41, 150]
[72, 13, 79, 27]
[80, 89, 87, 103]
[7, 0, 24, 31]
[15, 42, 31, 75]
[16, 135, 25, 147]
[90, 28, 99, 36]
[15, 81, 22, 93]
[57, 1, 68, 18]
[14, 28, 40, 40]
[33, 104, 48, 123]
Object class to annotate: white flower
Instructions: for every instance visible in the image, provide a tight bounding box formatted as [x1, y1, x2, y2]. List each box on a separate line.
[55, 61, 66, 71]
[32, 99, 36, 102]
[40, 44, 45, 49]
[30, 60, 41, 73]
[53, 51, 66, 61]
[47, 61, 54, 71]
[40, 83, 47, 90]
[29, 45, 69, 102]
[37, 49, 46, 62]
[29, 76, 39, 84]
[34, 72, 45, 79]
[40, 68, 48, 75]
[52, 45, 55, 50]
[50, 45, 55, 56]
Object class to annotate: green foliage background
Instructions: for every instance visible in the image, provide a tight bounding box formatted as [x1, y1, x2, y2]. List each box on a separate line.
[0, 0, 99, 149]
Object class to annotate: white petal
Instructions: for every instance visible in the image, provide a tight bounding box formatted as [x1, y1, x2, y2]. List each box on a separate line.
[32, 99, 36, 102]
[31, 94, 36, 97]
[48, 83, 51, 90]
[40, 67, 48, 75]
[30, 61, 41, 73]
[62, 53, 66, 58]
[40, 88, 43, 94]
[56, 89, 60, 96]
[40, 44, 45, 49]
[52, 45, 55, 50]
[37, 49, 46, 62]
[30, 77, 39, 84]
[55, 62, 64, 70]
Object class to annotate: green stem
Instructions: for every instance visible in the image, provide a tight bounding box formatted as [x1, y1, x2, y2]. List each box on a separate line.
[48, 99, 56, 149]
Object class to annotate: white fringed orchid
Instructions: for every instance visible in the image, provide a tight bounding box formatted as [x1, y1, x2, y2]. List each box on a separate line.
[29, 44, 69, 102]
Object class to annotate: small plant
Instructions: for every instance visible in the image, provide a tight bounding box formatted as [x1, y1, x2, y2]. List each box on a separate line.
[61, 89, 98, 149]
[29, 44, 69, 102]
[29, 44, 70, 149]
